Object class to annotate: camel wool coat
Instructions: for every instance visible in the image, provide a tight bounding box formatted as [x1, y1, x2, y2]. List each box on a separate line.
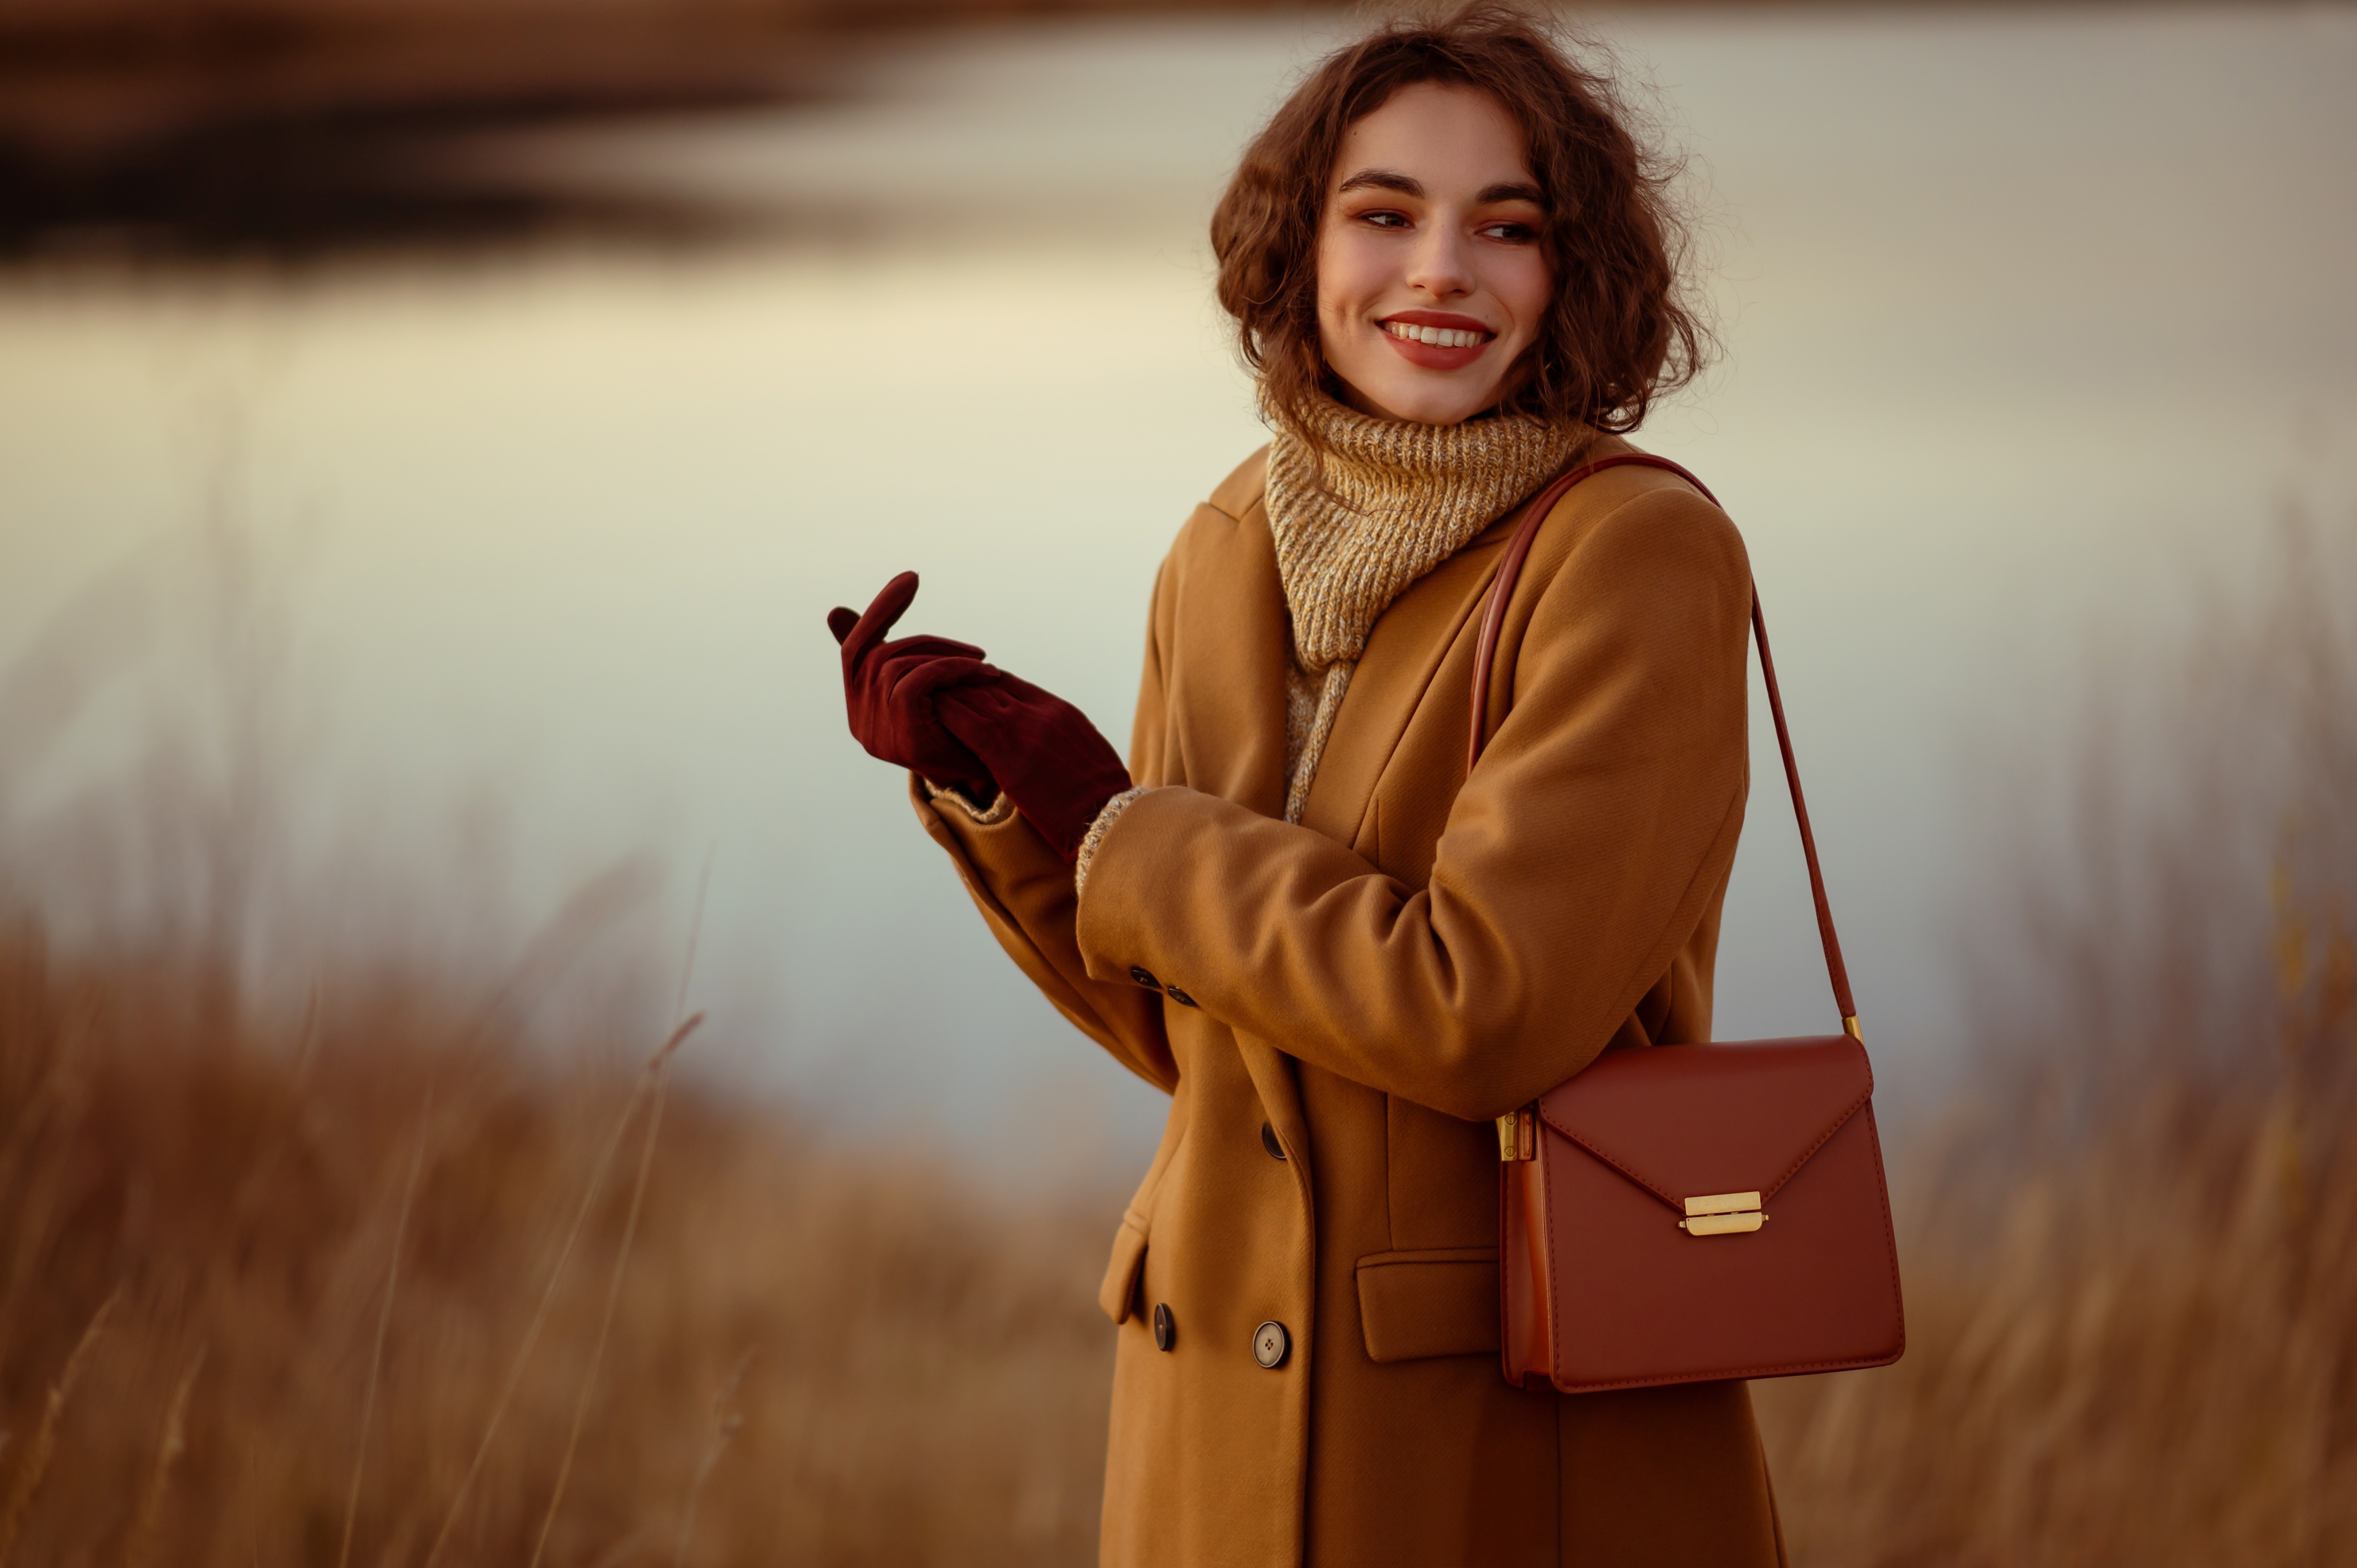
[913, 435, 1786, 1567]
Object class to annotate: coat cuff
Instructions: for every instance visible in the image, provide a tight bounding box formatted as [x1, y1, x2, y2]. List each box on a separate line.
[920, 776, 1015, 826]
[1073, 786, 1151, 900]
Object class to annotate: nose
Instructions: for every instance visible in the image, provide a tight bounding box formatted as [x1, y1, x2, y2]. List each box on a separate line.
[1404, 220, 1476, 300]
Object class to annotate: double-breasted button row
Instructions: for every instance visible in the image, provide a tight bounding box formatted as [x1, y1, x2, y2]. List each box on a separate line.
[1127, 966, 1199, 1007]
[1148, 1305, 1290, 1370]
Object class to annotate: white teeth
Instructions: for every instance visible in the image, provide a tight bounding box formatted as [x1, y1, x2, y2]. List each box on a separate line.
[1387, 321, 1485, 349]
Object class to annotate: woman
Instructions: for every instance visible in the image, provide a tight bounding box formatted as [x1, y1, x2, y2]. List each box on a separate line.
[827, 6, 1778, 1563]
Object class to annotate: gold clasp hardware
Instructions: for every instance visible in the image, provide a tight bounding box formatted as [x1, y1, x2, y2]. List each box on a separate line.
[1678, 1191, 1766, 1236]
[1842, 1014, 1864, 1043]
[1495, 1108, 1536, 1162]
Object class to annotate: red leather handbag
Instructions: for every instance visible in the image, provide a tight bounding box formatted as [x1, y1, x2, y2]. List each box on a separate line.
[1480, 455, 1906, 1394]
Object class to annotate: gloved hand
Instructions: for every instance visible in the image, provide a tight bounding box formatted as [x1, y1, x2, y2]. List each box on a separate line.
[937, 671, 1134, 863]
[827, 571, 997, 801]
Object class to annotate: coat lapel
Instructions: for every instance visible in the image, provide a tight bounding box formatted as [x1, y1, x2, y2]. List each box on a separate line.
[1165, 486, 1310, 1157]
[1297, 435, 1632, 855]
[1295, 515, 1517, 851]
[1166, 492, 1291, 819]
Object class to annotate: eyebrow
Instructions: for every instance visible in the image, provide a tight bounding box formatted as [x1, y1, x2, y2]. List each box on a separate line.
[1336, 168, 1423, 197]
[1478, 181, 1547, 207]
[1334, 168, 1547, 207]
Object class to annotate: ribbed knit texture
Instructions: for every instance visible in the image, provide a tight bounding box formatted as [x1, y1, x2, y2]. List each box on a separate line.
[1264, 386, 1590, 822]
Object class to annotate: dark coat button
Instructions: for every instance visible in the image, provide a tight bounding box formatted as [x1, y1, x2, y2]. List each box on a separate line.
[1252, 1320, 1290, 1369]
[1165, 985, 1198, 1007]
[1152, 1303, 1175, 1352]
[1129, 966, 1161, 990]
[1260, 1121, 1287, 1161]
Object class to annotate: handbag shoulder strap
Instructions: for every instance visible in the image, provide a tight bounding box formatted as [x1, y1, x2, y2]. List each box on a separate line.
[1466, 454, 1861, 1039]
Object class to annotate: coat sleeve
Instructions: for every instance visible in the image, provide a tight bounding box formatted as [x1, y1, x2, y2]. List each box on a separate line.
[1068, 487, 1752, 1122]
[912, 559, 1179, 1094]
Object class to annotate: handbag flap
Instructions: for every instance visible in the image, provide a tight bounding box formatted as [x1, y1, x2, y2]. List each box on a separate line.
[1535, 1036, 1874, 1210]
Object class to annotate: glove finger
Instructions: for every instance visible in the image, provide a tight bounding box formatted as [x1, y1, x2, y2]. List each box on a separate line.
[838, 571, 921, 670]
[873, 650, 988, 696]
[893, 680, 999, 790]
[894, 656, 1001, 703]
[934, 674, 1028, 722]
[970, 666, 1051, 707]
[827, 606, 860, 646]
[877, 632, 987, 665]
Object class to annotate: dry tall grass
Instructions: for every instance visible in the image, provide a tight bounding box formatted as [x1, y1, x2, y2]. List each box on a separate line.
[0, 934, 1117, 1565]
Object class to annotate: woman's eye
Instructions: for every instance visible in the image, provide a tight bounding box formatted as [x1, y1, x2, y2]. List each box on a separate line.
[1358, 210, 1410, 230]
[1479, 221, 1538, 243]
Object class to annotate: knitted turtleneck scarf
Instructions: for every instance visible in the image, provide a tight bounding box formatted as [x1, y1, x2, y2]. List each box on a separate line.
[1264, 386, 1591, 823]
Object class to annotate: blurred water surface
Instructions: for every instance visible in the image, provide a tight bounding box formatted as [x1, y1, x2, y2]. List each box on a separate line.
[1, 4, 2353, 1175]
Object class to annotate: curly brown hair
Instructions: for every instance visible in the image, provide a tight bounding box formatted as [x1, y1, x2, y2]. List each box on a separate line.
[1211, 3, 1710, 438]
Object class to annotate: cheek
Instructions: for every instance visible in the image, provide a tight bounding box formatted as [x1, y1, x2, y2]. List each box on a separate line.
[1498, 255, 1555, 341]
[1315, 225, 1379, 322]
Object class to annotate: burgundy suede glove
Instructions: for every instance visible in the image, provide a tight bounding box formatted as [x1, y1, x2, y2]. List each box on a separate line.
[827, 571, 997, 801]
[936, 672, 1133, 863]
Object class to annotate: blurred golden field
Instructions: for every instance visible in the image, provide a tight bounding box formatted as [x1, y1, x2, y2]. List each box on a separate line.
[2, 516, 2353, 1566]
[0, 936, 1119, 1565]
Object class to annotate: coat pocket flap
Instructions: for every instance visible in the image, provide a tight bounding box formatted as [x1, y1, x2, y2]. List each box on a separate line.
[1537, 1034, 1873, 1209]
[1098, 1218, 1150, 1325]
[1355, 1248, 1499, 1364]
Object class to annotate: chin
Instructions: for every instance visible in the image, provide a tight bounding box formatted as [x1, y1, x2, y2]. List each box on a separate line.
[1334, 353, 1509, 425]
[1366, 381, 1495, 426]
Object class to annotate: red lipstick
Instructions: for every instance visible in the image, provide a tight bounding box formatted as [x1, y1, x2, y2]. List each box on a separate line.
[1377, 310, 1496, 371]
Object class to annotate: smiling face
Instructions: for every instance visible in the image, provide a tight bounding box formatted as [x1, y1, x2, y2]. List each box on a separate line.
[1315, 81, 1554, 426]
